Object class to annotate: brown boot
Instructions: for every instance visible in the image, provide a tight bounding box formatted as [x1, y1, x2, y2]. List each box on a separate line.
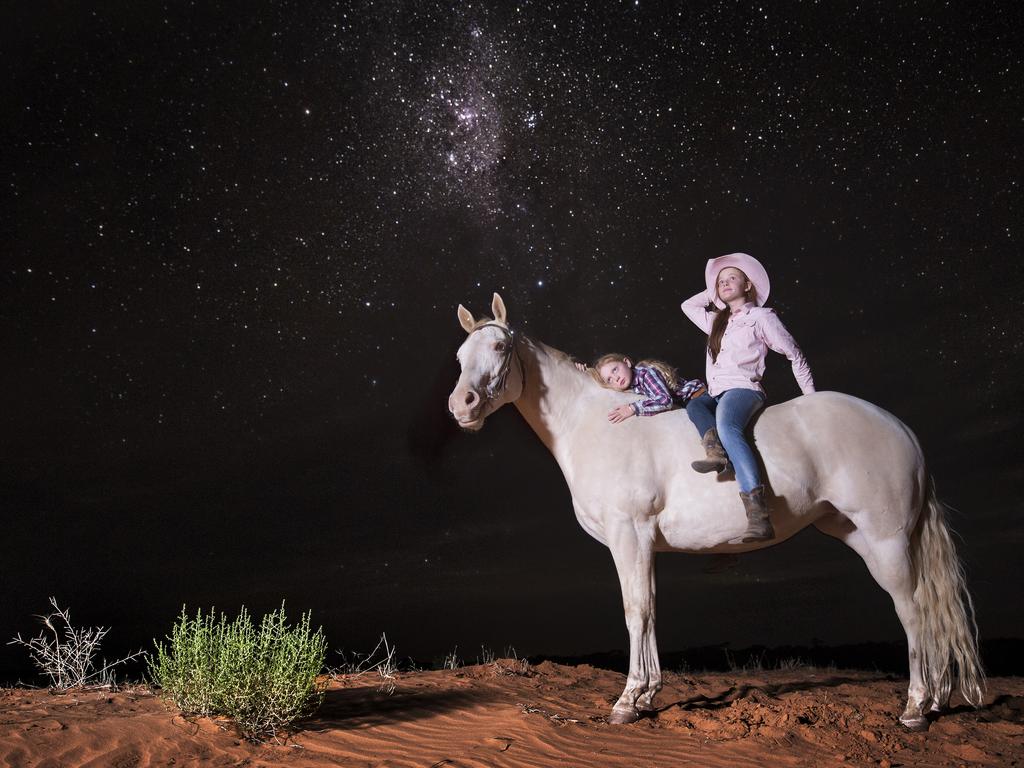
[692, 428, 729, 474]
[736, 486, 775, 543]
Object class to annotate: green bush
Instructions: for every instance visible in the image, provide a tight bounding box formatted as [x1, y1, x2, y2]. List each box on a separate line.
[148, 603, 327, 740]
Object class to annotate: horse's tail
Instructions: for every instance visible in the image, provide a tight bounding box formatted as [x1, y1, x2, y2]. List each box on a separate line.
[910, 478, 985, 708]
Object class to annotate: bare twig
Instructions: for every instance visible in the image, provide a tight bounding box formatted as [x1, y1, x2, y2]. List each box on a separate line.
[333, 633, 398, 694]
[443, 646, 462, 670]
[8, 597, 145, 690]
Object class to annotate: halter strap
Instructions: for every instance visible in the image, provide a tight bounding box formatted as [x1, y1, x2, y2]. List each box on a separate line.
[471, 322, 524, 401]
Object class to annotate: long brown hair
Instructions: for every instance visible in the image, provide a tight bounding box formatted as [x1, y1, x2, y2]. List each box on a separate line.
[592, 353, 680, 390]
[707, 271, 758, 363]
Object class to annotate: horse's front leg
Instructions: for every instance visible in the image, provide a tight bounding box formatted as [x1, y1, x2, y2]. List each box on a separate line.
[606, 519, 661, 724]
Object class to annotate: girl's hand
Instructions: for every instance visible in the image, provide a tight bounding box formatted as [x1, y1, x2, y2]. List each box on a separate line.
[574, 361, 588, 372]
[607, 404, 636, 423]
[704, 288, 719, 311]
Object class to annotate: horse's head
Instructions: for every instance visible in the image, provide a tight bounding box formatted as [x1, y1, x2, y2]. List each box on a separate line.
[448, 293, 524, 431]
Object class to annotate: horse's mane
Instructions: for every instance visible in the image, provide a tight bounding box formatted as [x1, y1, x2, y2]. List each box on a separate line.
[519, 334, 613, 395]
[472, 318, 605, 393]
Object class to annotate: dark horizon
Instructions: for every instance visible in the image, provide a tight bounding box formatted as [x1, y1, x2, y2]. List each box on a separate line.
[3, 2, 1021, 685]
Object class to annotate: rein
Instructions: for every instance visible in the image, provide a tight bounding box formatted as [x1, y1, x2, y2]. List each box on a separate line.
[471, 322, 524, 401]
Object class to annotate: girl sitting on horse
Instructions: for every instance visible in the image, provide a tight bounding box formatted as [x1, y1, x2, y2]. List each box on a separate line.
[681, 252, 815, 543]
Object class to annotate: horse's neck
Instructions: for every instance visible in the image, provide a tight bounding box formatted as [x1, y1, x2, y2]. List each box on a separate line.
[513, 337, 586, 456]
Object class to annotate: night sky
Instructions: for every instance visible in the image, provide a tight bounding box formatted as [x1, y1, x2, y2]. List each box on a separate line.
[3, 2, 1022, 681]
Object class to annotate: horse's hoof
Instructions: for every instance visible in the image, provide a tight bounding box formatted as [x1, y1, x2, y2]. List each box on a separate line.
[900, 715, 929, 732]
[608, 707, 639, 724]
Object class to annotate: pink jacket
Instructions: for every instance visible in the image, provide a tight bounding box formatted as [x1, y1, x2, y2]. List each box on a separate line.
[681, 291, 815, 397]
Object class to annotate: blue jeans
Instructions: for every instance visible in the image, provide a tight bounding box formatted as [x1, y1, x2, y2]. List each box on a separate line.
[686, 389, 766, 493]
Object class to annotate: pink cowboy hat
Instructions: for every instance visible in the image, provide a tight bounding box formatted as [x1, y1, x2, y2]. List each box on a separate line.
[705, 252, 771, 309]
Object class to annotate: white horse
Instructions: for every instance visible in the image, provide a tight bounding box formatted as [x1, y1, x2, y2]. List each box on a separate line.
[447, 293, 984, 730]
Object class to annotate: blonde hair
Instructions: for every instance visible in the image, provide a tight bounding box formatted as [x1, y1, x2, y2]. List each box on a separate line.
[591, 353, 680, 390]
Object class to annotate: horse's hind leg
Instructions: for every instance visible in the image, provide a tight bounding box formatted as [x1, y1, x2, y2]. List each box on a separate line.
[814, 512, 930, 730]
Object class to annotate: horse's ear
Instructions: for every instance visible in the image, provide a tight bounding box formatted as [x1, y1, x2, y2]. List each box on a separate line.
[457, 304, 476, 334]
[491, 293, 507, 324]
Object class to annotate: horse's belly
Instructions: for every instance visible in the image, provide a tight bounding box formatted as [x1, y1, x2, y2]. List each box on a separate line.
[655, 480, 819, 553]
[656, 493, 748, 551]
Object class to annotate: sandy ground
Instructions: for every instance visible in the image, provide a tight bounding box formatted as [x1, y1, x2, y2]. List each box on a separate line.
[1, 660, 1022, 767]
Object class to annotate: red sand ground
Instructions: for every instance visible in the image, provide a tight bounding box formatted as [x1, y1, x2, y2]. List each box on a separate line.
[1, 661, 1022, 767]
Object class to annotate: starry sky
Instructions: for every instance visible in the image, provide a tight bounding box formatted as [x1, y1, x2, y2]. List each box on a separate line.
[3, 1, 1022, 680]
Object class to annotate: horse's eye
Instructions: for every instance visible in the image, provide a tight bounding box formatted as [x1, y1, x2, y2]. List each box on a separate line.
[495, 342, 506, 352]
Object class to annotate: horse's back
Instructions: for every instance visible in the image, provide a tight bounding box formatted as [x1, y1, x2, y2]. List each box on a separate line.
[757, 391, 926, 531]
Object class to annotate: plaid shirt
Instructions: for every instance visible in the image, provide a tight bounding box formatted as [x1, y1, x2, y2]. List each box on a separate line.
[631, 365, 706, 416]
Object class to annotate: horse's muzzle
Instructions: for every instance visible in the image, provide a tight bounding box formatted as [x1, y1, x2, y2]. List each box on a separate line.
[448, 385, 486, 430]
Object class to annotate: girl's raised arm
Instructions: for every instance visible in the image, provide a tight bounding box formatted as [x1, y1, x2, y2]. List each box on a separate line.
[681, 290, 715, 334]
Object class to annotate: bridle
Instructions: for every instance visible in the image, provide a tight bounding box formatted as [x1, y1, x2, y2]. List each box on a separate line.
[470, 322, 524, 402]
